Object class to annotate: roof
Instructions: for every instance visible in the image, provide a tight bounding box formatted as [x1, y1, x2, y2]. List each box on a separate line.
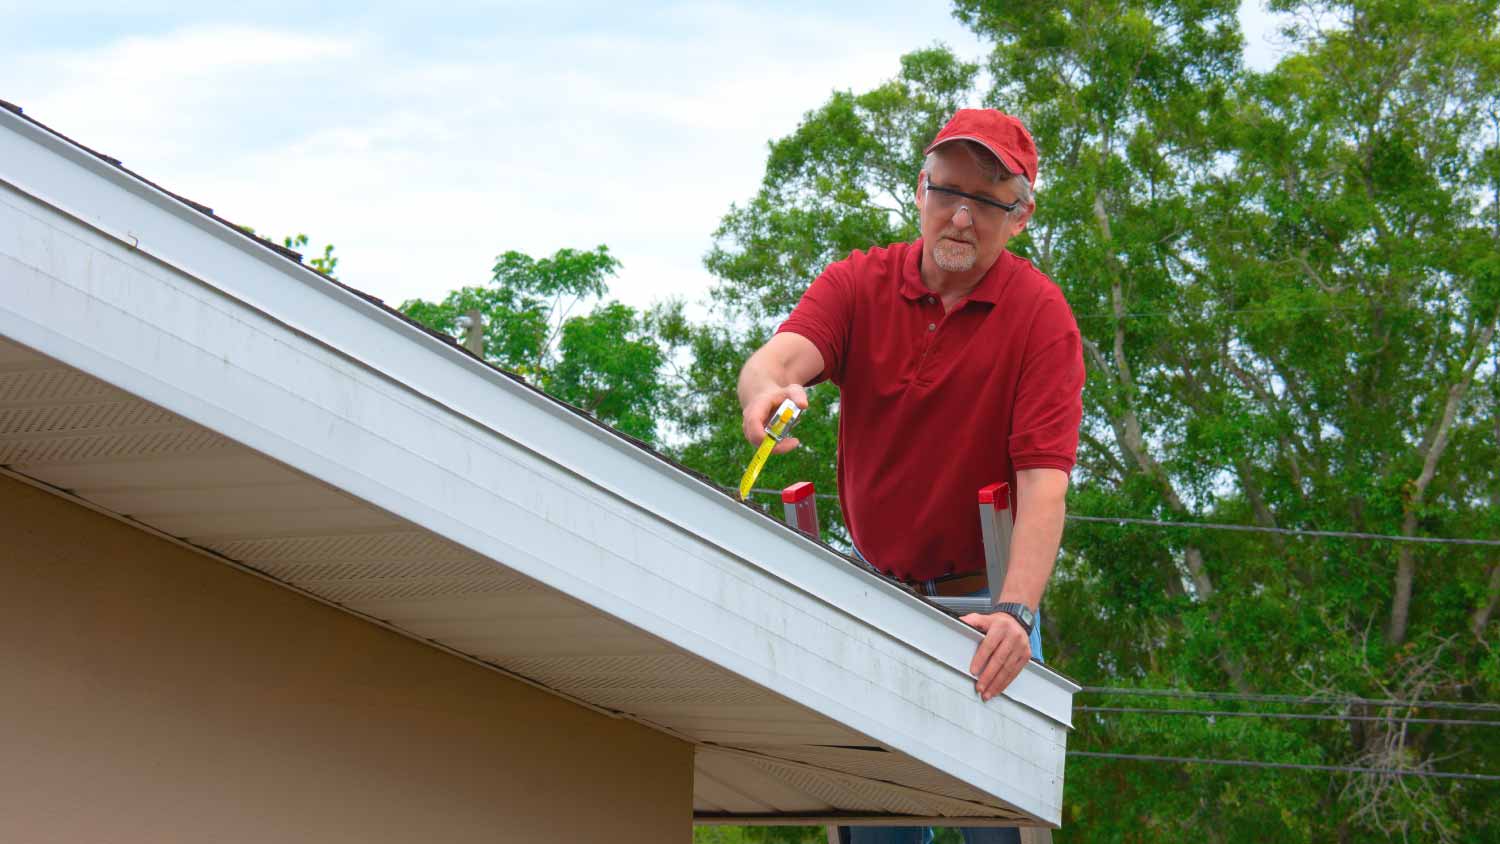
[0, 101, 1077, 828]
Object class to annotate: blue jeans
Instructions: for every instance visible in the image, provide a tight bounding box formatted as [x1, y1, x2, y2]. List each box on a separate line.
[846, 825, 1020, 843]
[844, 550, 1043, 843]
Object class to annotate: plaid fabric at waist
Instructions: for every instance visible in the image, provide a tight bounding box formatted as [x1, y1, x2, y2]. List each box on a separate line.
[848, 547, 989, 598]
[916, 570, 989, 598]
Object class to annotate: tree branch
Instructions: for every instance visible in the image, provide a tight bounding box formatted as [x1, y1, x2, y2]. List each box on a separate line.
[1223, 353, 1313, 497]
[1390, 303, 1500, 645]
[1473, 564, 1500, 640]
[1089, 195, 1230, 685]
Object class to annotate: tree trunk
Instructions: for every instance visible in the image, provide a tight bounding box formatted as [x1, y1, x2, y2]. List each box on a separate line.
[1389, 309, 1499, 645]
[1474, 564, 1500, 639]
[1477, 408, 1500, 639]
[1087, 192, 1245, 688]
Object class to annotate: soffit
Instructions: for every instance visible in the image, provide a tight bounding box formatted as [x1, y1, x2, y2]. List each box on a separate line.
[0, 337, 1044, 825]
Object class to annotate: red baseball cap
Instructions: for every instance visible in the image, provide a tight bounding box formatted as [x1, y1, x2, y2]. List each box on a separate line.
[924, 109, 1038, 185]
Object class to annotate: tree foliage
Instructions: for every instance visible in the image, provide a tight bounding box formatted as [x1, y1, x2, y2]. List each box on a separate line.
[283, 233, 339, 277]
[692, 826, 829, 844]
[398, 245, 668, 443]
[677, 1, 1500, 840]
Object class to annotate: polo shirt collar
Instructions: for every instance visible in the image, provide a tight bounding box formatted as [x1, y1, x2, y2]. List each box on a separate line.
[901, 238, 1017, 305]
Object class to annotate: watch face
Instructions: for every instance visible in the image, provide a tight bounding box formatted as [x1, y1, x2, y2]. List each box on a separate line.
[996, 603, 1034, 630]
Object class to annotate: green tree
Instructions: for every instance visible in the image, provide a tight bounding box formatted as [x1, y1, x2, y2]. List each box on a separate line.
[1173, 1, 1500, 837]
[675, 0, 1500, 839]
[693, 825, 827, 844]
[282, 233, 339, 277]
[399, 245, 668, 443]
[952, 0, 1500, 839]
[231, 227, 340, 278]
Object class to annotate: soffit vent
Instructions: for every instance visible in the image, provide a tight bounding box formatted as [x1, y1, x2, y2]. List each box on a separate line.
[500, 654, 739, 682]
[257, 558, 503, 582]
[0, 399, 179, 437]
[0, 367, 123, 405]
[0, 427, 235, 465]
[206, 531, 474, 564]
[293, 573, 538, 603]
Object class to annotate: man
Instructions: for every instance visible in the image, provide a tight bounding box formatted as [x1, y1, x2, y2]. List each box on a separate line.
[737, 108, 1083, 843]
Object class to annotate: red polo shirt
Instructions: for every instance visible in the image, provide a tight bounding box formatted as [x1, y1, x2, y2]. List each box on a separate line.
[778, 239, 1083, 582]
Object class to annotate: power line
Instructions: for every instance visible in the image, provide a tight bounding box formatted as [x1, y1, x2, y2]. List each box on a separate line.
[1081, 686, 1500, 714]
[1066, 751, 1500, 782]
[1068, 301, 1468, 321]
[1065, 514, 1500, 547]
[1076, 705, 1500, 728]
[744, 489, 1500, 547]
[1071, 304, 1378, 321]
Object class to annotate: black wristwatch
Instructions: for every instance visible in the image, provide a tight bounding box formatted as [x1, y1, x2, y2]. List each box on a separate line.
[992, 602, 1036, 635]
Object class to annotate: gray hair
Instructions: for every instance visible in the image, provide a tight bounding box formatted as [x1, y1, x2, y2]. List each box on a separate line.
[922, 141, 1034, 215]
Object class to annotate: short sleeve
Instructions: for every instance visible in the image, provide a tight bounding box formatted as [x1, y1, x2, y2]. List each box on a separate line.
[776, 260, 855, 386]
[1008, 293, 1084, 473]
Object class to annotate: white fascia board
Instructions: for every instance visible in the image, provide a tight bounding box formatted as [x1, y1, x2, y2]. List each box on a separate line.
[0, 112, 1077, 821]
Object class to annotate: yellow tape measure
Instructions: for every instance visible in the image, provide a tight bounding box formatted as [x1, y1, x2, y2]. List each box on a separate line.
[738, 399, 803, 501]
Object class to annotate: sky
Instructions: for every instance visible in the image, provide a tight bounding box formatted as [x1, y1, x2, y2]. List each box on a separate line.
[3, 1, 1291, 317]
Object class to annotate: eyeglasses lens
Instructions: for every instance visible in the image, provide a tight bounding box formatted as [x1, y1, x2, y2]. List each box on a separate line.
[928, 186, 1004, 220]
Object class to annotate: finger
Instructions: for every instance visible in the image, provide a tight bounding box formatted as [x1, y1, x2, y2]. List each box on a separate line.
[786, 383, 810, 409]
[958, 613, 989, 632]
[743, 397, 776, 444]
[743, 417, 761, 445]
[771, 437, 800, 454]
[968, 619, 1001, 677]
[979, 633, 1029, 697]
[984, 649, 1030, 701]
[977, 635, 1015, 695]
[977, 622, 1027, 695]
[993, 652, 1029, 699]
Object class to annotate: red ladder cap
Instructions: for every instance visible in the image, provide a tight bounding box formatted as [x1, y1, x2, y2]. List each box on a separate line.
[782, 481, 816, 503]
[977, 482, 1010, 508]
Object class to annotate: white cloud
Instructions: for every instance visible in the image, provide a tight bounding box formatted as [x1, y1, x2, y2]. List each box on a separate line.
[0, 6, 974, 315]
[7, 4, 1296, 320]
[11, 26, 363, 158]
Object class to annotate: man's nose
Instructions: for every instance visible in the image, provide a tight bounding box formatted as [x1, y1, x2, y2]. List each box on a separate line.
[952, 204, 975, 227]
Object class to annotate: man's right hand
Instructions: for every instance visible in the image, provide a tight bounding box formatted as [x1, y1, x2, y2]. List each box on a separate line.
[736, 332, 824, 454]
[741, 384, 810, 454]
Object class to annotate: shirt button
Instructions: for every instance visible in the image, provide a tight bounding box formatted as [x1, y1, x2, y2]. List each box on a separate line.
[927, 323, 937, 332]
[926, 296, 936, 304]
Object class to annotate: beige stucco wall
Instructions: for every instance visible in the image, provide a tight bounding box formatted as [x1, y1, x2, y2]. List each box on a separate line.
[0, 474, 691, 843]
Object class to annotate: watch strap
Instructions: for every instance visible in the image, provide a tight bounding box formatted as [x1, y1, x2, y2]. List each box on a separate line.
[991, 602, 1035, 635]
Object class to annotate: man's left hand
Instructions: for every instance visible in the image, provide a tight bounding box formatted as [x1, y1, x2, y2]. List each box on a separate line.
[960, 611, 1030, 701]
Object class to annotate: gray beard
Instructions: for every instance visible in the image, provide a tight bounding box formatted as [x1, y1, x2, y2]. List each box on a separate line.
[931, 239, 978, 273]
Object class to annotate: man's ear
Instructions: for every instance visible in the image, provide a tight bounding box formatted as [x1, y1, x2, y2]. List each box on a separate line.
[914, 171, 927, 212]
[1011, 201, 1035, 235]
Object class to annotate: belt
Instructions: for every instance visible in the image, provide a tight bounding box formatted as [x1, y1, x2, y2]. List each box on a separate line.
[860, 554, 989, 598]
[921, 571, 989, 598]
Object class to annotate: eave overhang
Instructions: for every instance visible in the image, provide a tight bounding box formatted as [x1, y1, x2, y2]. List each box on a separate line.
[0, 106, 1077, 827]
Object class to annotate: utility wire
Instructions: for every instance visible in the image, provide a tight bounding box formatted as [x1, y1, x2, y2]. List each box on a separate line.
[744, 489, 1500, 547]
[1065, 514, 1500, 547]
[1068, 300, 1471, 321]
[1081, 686, 1500, 714]
[1075, 705, 1500, 728]
[1071, 304, 1378, 321]
[1066, 751, 1500, 782]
